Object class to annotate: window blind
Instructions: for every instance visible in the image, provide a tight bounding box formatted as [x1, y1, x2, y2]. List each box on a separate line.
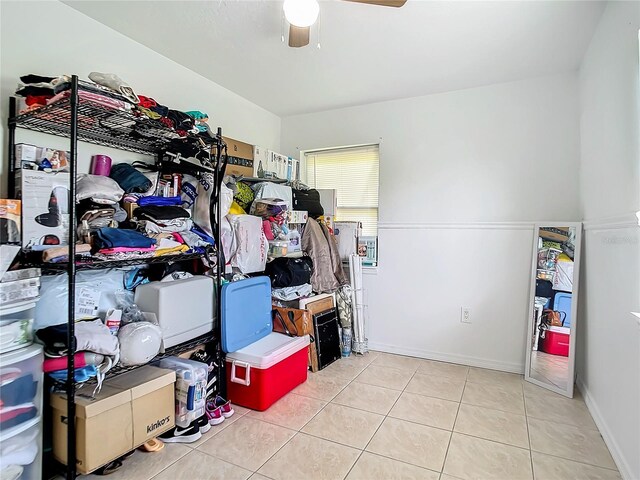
[305, 145, 379, 236]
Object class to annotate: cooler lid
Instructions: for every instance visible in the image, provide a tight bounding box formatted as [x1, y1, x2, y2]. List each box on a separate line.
[226, 332, 309, 369]
[548, 326, 571, 334]
[221, 276, 272, 353]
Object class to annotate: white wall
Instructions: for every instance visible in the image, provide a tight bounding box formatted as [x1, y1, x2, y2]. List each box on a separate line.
[281, 73, 581, 371]
[0, 0, 281, 197]
[577, 3, 640, 479]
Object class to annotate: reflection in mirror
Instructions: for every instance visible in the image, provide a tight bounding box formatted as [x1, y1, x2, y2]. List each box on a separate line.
[526, 224, 581, 398]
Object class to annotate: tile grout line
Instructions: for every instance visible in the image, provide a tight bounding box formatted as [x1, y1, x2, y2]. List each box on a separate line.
[249, 353, 377, 478]
[341, 364, 421, 480]
[441, 377, 465, 476]
[524, 450, 622, 473]
[523, 383, 536, 480]
[145, 444, 193, 480]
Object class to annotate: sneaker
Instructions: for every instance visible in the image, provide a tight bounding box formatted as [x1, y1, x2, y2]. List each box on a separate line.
[159, 422, 202, 443]
[196, 414, 211, 434]
[205, 401, 225, 426]
[214, 395, 235, 418]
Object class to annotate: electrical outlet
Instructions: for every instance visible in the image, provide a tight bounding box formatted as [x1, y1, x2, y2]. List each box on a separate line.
[461, 307, 471, 324]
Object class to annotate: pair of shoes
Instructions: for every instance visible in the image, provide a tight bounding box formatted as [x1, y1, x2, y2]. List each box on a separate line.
[205, 396, 235, 426]
[159, 421, 202, 444]
[196, 414, 211, 434]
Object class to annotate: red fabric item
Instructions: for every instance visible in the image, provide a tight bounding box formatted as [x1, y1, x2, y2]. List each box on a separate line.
[25, 94, 52, 106]
[263, 220, 275, 241]
[160, 117, 174, 129]
[138, 95, 158, 109]
[0, 405, 35, 422]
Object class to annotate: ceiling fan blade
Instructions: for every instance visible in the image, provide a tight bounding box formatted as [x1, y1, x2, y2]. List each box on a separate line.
[343, 0, 407, 6]
[288, 25, 310, 48]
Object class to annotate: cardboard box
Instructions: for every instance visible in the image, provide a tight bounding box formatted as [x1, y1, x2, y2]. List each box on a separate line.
[253, 145, 269, 177]
[107, 367, 176, 446]
[51, 366, 175, 474]
[223, 137, 253, 161]
[224, 157, 254, 178]
[51, 385, 133, 475]
[16, 170, 70, 251]
[0, 199, 21, 244]
[15, 143, 69, 171]
[300, 293, 335, 317]
[221, 137, 254, 177]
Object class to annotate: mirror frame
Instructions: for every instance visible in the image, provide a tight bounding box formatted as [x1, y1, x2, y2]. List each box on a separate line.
[524, 221, 582, 398]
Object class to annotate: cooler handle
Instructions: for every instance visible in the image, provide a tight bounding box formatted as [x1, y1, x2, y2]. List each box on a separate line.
[230, 360, 251, 386]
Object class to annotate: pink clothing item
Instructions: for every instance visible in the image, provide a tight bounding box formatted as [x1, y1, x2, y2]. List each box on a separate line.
[98, 246, 156, 254]
[171, 232, 185, 244]
[262, 220, 275, 241]
[48, 90, 128, 111]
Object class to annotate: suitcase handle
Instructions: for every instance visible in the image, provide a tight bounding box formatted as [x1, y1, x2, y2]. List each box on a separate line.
[230, 360, 251, 386]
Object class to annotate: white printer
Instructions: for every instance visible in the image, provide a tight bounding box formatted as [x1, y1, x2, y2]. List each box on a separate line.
[134, 276, 214, 348]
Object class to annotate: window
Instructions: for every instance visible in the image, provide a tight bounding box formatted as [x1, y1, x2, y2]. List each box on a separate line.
[304, 145, 379, 237]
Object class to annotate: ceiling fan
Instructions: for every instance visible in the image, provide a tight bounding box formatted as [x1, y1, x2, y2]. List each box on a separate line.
[284, 0, 407, 48]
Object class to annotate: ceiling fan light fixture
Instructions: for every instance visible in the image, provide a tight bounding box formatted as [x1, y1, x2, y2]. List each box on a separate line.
[283, 0, 319, 27]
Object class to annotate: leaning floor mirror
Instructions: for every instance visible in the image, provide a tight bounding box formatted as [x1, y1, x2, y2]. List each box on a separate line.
[525, 223, 582, 398]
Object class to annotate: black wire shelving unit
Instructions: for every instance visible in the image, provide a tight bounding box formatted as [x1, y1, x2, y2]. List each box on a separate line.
[23, 250, 213, 274]
[7, 75, 228, 480]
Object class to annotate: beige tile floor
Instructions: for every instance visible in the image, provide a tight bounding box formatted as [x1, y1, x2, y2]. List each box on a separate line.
[529, 350, 570, 391]
[80, 351, 620, 480]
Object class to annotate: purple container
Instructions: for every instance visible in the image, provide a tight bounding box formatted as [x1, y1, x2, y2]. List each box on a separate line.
[90, 155, 112, 176]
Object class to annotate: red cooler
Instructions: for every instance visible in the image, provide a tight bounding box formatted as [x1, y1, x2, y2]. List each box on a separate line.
[539, 326, 570, 357]
[221, 277, 310, 411]
[226, 333, 309, 411]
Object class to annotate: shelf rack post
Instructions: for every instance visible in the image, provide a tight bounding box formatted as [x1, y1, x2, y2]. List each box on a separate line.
[7, 98, 17, 197]
[65, 75, 79, 480]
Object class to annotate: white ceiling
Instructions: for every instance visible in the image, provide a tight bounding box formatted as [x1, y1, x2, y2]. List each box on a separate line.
[65, 0, 605, 117]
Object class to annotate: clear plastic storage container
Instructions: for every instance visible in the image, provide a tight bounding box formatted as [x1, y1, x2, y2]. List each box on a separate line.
[0, 344, 43, 480]
[0, 299, 38, 354]
[158, 357, 208, 427]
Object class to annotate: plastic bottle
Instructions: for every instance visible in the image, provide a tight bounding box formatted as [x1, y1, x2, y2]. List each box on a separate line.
[342, 328, 352, 357]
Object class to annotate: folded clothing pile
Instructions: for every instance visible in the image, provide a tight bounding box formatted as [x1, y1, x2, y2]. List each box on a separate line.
[133, 205, 193, 234]
[76, 174, 124, 206]
[35, 320, 119, 385]
[0, 421, 40, 477]
[0, 368, 39, 433]
[14, 74, 71, 111]
[93, 227, 157, 260]
[266, 256, 314, 304]
[42, 244, 91, 263]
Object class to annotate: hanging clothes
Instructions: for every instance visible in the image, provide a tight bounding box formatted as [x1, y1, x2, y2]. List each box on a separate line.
[301, 219, 348, 293]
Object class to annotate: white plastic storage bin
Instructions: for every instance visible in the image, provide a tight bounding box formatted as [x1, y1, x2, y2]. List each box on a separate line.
[0, 417, 41, 480]
[0, 299, 38, 354]
[158, 357, 208, 428]
[134, 277, 214, 348]
[0, 344, 43, 480]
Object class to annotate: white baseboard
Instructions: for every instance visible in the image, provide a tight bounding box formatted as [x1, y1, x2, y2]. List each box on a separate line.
[576, 377, 636, 480]
[367, 341, 525, 374]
